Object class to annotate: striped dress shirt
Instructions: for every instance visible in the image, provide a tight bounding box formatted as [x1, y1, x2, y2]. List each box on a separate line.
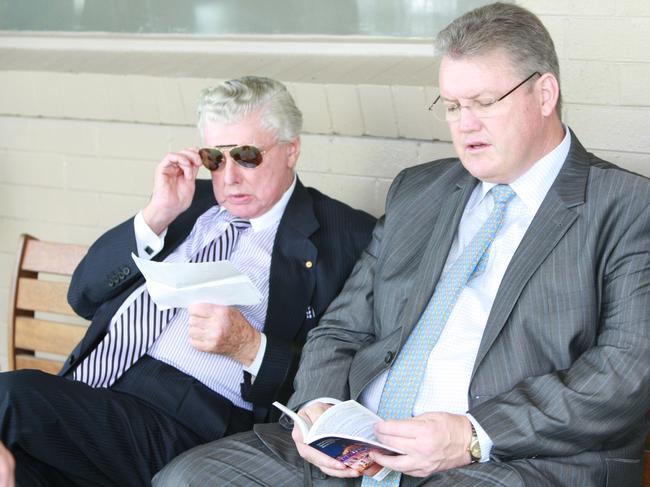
[116, 178, 295, 410]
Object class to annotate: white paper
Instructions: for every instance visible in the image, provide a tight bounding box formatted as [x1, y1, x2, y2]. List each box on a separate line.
[131, 253, 262, 310]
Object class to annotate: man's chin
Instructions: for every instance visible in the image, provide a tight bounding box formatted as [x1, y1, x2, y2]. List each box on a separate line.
[227, 202, 272, 220]
[460, 157, 494, 180]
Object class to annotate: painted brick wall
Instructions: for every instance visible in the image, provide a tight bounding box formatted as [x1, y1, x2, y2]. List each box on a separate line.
[0, 1, 648, 369]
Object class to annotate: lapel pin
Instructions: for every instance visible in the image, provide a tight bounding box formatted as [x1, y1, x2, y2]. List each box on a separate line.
[305, 260, 313, 269]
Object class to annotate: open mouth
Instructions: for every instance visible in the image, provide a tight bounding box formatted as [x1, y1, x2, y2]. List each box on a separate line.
[466, 142, 489, 151]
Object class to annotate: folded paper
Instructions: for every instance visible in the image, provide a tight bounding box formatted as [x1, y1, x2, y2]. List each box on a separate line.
[131, 253, 262, 310]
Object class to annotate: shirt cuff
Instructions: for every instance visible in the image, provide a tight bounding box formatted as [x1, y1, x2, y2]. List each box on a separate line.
[134, 211, 167, 258]
[243, 332, 267, 380]
[466, 413, 493, 462]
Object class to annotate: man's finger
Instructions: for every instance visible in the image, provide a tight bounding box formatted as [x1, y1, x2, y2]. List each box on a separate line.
[370, 451, 413, 472]
[374, 419, 421, 438]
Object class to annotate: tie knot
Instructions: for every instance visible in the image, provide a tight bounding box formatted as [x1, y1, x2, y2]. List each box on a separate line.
[230, 218, 251, 231]
[490, 184, 515, 206]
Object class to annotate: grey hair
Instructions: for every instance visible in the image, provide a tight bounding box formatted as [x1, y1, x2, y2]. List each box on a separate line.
[435, 2, 561, 114]
[197, 76, 303, 142]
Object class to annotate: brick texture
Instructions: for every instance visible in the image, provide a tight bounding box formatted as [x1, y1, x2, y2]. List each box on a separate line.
[0, 0, 649, 347]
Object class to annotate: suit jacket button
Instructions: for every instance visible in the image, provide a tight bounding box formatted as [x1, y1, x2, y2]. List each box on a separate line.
[108, 280, 115, 287]
[68, 354, 76, 364]
[384, 351, 394, 364]
[122, 266, 131, 275]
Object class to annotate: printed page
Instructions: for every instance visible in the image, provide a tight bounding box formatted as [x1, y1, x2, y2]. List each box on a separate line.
[273, 400, 400, 481]
[131, 253, 262, 309]
[308, 400, 382, 443]
[308, 401, 400, 481]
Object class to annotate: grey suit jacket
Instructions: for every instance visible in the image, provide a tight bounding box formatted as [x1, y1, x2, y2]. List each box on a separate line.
[287, 133, 650, 486]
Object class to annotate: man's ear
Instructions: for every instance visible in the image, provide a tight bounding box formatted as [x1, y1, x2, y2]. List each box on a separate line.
[538, 73, 560, 117]
[286, 137, 301, 169]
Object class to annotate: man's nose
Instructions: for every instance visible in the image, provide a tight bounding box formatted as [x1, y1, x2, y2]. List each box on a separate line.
[221, 157, 242, 184]
[457, 106, 482, 132]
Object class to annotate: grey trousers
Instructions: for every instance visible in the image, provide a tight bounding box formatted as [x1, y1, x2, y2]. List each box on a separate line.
[152, 423, 524, 487]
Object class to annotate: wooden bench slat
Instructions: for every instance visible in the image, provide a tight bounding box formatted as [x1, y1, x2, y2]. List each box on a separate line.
[21, 239, 87, 275]
[15, 316, 87, 356]
[8, 234, 88, 374]
[15, 354, 64, 375]
[15, 277, 76, 316]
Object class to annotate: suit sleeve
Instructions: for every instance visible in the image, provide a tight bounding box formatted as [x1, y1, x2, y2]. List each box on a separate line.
[470, 201, 650, 459]
[67, 218, 142, 319]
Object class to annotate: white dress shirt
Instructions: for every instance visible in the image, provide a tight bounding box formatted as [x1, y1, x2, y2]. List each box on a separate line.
[358, 128, 571, 461]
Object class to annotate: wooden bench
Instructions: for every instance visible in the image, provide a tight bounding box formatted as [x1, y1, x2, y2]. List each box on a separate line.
[7, 234, 89, 374]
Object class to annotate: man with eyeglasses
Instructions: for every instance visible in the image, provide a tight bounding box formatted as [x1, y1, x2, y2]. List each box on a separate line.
[0, 76, 375, 486]
[154, 3, 649, 487]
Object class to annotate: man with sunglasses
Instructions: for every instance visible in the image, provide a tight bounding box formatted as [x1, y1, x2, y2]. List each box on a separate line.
[154, 3, 649, 487]
[0, 76, 375, 486]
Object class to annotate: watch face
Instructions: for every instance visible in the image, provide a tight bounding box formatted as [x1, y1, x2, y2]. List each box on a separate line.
[468, 423, 481, 461]
[470, 443, 481, 458]
[469, 439, 481, 461]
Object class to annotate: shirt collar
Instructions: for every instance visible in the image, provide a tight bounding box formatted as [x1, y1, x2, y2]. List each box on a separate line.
[476, 125, 571, 213]
[218, 174, 297, 232]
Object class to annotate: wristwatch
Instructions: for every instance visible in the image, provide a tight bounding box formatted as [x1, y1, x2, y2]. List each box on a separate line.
[468, 423, 481, 463]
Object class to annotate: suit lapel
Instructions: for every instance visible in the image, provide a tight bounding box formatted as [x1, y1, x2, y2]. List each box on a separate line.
[472, 134, 590, 372]
[265, 179, 319, 340]
[396, 169, 478, 344]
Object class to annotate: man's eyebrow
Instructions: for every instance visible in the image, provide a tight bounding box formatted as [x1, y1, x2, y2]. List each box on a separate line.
[440, 92, 495, 102]
[210, 144, 238, 148]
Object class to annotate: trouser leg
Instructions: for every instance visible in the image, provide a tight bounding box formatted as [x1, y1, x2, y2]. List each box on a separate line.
[13, 447, 73, 487]
[0, 369, 205, 487]
[410, 463, 524, 487]
[153, 424, 354, 487]
[154, 420, 527, 487]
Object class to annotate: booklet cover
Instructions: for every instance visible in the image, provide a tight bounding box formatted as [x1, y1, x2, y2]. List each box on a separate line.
[273, 400, 403, 481]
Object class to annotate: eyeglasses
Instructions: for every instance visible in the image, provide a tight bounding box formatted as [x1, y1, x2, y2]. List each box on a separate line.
[429, 72, 541, 122]
[198, 144, 275, 171]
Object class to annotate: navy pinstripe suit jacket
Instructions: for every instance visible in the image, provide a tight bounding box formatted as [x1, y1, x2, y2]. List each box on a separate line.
[62, 177, 375, 433]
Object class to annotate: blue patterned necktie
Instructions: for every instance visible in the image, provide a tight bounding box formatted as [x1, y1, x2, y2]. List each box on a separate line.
[363, 185, 515, 487]
[72, 218, 250, 388]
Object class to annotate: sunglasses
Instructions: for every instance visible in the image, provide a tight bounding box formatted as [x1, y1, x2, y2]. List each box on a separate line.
[199, 144, 273, 171]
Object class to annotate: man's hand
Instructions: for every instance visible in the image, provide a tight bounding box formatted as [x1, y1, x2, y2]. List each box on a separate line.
[0, 442, 15, 487]
[188, 304, 261, 366]
[142, 149, 203, 235]
[370, 412, 473, 477]
[291, 402, 361, 479]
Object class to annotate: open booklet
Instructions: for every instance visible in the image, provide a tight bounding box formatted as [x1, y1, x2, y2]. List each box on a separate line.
[273, 400, 403, 481]
[131, 253, 262, 309]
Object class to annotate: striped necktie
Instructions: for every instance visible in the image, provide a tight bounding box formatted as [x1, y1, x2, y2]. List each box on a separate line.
[362, 185, 515, 487]
[72, 218, 251, 388]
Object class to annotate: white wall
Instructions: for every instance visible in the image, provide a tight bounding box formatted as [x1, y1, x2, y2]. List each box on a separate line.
[0, 1, 648, 368]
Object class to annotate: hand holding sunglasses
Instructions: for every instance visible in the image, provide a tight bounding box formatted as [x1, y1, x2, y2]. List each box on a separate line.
[199, 144, 274, 171]
[142, 148, 204, 235]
